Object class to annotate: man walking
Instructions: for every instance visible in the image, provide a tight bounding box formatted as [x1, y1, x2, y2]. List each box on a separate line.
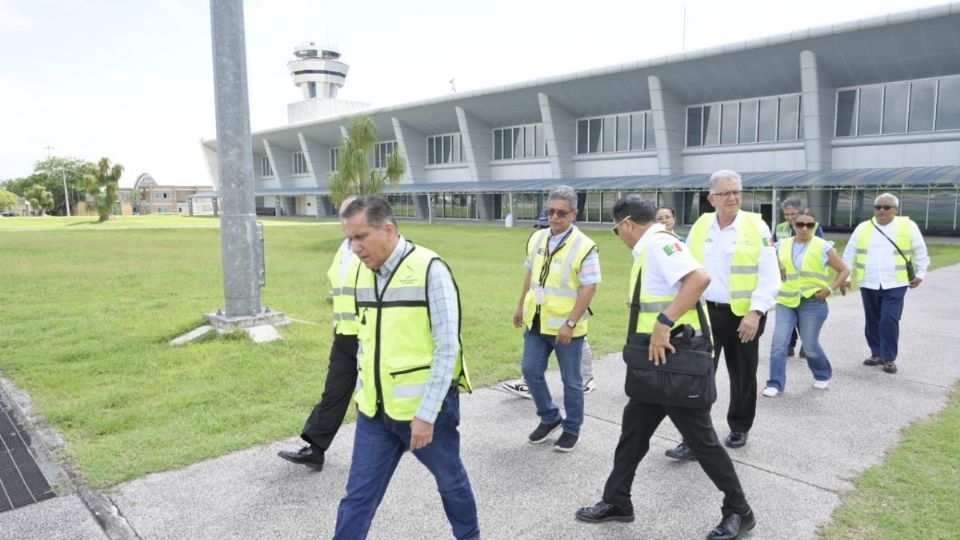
[842, 193, 929, 374]
[333, 196, 479, 540]
[575, 195, 755, 540]
[667, 170, 780, 459]
[278, 196, 359, 470]
[513, 185, 600, 452]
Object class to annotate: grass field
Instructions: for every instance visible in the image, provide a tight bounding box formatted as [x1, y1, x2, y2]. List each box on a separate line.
[1, 216, 958, 538]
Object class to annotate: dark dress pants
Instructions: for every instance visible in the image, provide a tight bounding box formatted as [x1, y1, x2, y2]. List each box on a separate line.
[301, 331, 359, 450]
[602, 398, 750, 517]
[707, 303, 766, 434]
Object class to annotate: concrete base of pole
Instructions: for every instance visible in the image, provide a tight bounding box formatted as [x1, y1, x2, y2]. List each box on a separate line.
[205, 308, 289, 330]
[169, 309, 291, 345]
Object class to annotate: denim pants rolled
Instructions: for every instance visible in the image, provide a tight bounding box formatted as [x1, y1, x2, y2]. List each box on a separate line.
[333, 387, 479, 540]
[767, 298, 833, 392]
[522, 329, 585, 436]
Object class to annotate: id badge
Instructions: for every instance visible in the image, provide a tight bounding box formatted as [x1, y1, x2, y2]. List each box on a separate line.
[535, 287, 545, 305]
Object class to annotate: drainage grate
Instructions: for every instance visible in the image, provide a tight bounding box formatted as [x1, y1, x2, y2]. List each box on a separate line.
[0, 393, 55, 513]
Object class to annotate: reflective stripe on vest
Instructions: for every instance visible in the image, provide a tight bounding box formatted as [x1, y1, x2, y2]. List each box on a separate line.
[353, 244, 472, 422]
[687, 212, 764, 316]
[630, 239, 702, 334]
[776, 236, 831, 308]
[327, 243, 360, 335]
[853, 217, 914, 285]
[522, 227, 597, 337]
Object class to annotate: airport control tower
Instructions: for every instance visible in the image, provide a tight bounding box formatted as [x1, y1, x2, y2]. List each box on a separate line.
[286, 43, 369, 123]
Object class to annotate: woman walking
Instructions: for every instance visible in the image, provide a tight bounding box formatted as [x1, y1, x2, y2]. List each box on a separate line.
[763, 210, 849, 396]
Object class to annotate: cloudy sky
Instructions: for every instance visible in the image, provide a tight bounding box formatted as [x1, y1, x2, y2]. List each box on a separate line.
[0, 0, 947, 187]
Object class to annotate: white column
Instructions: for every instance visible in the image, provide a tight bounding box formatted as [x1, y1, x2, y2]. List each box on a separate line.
[800, 50, 834, 172]
[455, 106, 492, 181]
[648, 75, 686, 175]
[538, 92, 575, 179]
[296, 132, 319, 185]
[392, 118, 426, 183]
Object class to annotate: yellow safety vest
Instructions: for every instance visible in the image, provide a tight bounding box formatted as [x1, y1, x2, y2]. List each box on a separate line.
[327, 241, 361, 336]
[522, 226, 597, 337]
[353, 243, 472, 421]
[630, 231, 703, 333]
[776, 236, 831, 308]
[687, 211, 766, 316]
[853, 217, 915, 285]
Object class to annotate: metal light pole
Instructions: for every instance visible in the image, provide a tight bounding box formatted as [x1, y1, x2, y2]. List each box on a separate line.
[209, 0, 261, 318]
[62, 169, 71, 217]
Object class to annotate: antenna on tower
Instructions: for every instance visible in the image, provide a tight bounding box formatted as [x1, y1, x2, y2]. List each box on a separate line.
[449, 78, 457, 93]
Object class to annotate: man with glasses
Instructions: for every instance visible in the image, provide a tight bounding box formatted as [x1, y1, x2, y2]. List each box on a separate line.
[513, 185, 600, 452]
[841, 193, 929, 375]
[666, 170, 780, 460]
[772, 197, 824, 358]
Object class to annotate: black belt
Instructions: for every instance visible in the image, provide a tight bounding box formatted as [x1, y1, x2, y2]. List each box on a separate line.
[706, 301, 732, 310]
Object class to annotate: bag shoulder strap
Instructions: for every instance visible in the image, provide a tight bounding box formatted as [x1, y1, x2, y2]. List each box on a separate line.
[871, 218, 911, 262]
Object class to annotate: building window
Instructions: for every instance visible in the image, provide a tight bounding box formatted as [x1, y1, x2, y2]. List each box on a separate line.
[427, 133, 464, 165]
[259, 156, 273, 177]
[374, 141, 398, 169]
[836, 75, 960, 137]
[686, 93, 802, 147]
[329, 148, 339, 171]
[492, 124, 547, 160]
[576, 111, 654, 154]
[292, 151, 309, 175]
[434, 193, 478, 219]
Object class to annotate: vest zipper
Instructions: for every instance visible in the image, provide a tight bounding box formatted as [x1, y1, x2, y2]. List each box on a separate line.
[389, 364, 432, 377]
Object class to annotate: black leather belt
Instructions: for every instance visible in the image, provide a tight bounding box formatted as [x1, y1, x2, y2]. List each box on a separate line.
[706, 301, 732, 310]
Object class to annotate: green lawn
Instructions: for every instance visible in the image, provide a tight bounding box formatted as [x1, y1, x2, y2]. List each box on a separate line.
[1, 216, 958, 540]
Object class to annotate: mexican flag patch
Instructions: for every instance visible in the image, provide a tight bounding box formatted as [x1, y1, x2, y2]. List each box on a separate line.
[762, 237, 773, 247]
[663, 242, 684, 255]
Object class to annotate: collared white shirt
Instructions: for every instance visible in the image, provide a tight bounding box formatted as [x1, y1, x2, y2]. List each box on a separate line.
[687, 212, 781, 313]
[632, 224, 702, 296]
[842, 218, 929, 290]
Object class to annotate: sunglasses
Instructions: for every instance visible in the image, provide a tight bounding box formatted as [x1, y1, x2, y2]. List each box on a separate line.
[794, 222, 817, 229]
[611, 215, 632, 236]
[874, 205, 895, 211]
[547, 208, 572, 218]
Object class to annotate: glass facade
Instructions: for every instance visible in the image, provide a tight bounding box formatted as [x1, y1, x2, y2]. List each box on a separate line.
[386, 194, 416, 217]
[427, 133, 464, 165]
[493, 124, 547, 160]
[292, 151, 309, 175]
[259, 156, 273, 177]
[329, 148, 339, 171]
[374, 141, 399, 169]
[576, 111, 655, 155]
[687, 93, 802, 147]
[836, 75, 960, 137]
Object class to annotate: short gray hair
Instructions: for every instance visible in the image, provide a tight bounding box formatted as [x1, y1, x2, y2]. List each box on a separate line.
[548, 185, 578, 210]
[780, 197, 803, 211]
[709, 169, 742, 194]
[875, 192, 900, 207]
[342, 195, 397, 229]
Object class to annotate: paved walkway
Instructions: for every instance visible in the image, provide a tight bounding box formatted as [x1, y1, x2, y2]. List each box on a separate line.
[2, 264, 959, 540]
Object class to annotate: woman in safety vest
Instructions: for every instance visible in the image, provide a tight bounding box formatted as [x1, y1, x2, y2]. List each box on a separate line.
[763, 209, 850, 397]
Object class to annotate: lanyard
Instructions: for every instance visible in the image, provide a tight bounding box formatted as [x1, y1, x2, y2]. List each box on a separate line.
[538, 228, 573, 286]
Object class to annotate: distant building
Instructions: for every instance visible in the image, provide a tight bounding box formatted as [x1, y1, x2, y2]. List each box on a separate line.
[121, 174, 214, 216]
[201, 5, 960, 234]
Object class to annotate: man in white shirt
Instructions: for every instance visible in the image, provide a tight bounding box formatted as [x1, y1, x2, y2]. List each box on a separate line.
[668, 170, 781, 459]
[841, 193, 929, 374]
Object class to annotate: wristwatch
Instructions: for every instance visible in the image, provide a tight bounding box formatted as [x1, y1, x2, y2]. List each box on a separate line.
[751, 310, 765, 317]
[656, 312, 675, 327]
[564, 319, 577, 329]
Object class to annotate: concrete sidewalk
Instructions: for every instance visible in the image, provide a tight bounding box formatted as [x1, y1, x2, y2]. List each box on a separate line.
[3, 264, 959, 539]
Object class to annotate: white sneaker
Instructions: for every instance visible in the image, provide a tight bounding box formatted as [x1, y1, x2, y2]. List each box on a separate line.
[583, 378, 597, 394]
[813, 379, 830, 390]
[501, 379, 532, 399]
[761, 386, 780, 397]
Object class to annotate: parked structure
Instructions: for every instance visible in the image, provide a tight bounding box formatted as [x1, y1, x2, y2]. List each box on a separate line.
[125, 174, 214, 216]
[200, 5, 960, 234]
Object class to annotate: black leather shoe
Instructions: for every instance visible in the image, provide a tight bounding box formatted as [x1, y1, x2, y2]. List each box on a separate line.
[278, 445, 324, 469]
[724, 431, 748, 448]
[665, 441, 697, 460]
[706, 509, 756, 540]
[863, 356, 883, 366]
[574, 501, 635, 523]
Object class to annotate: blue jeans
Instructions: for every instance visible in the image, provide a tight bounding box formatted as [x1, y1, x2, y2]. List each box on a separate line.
[522, 329, 584, 436]
[333, 388, 479, 540]
[860, 286, 907, 362]
[766, 298, 833, 392]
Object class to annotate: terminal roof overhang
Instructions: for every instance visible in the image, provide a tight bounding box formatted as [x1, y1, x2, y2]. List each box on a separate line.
[190, 167, 960, 198]
[201, 5, 960, 151]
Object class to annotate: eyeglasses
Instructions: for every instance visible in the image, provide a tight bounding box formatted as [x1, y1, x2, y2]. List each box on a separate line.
[546, 208, 572, 218]
[794, 222, 817, 229]
[711, 190, 742, 199]
[874, 205, 895, 211]
[611, 215, 632, 236]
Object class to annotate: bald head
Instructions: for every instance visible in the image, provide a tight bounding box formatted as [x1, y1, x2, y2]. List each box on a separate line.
[339, 195, 357, 217]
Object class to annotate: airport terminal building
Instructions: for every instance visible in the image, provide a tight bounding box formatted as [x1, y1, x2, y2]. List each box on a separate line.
[200, 4, 960, 234]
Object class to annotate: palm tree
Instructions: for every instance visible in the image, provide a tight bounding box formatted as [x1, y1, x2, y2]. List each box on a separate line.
[328, 115, 406, 204]
[85, 157, 124, 222]
[26, 185, 54, 216]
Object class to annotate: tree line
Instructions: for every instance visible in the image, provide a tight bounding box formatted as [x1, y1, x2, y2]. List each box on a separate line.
[0, 156, 123, 222]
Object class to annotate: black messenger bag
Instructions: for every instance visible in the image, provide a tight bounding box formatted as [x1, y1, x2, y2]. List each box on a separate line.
[621, 266, 716, 408]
